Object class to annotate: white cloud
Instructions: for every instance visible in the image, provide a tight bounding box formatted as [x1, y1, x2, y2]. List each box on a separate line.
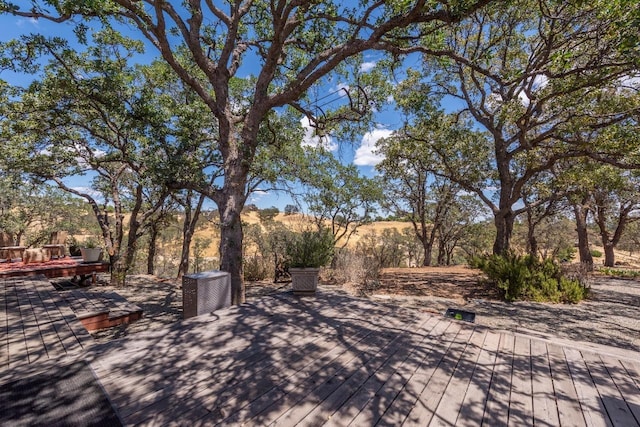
[16, 18, 39, 27]
[70, 186, 103, 199]
[247, 190, 268, 204]
[354, 127, 393, 166]
[300, 116, 337, 151]
[517, 74, 549, 106]
[360, 61, 376, 72]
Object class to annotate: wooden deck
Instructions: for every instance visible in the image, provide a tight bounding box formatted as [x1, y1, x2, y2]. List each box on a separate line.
[81, 292, 640, 426]
[1, 277, 94, 374]
[0, 257, 109, 282]
[2, 278, 639, 426]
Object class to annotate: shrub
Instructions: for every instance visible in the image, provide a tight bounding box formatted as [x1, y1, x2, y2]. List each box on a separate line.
[285, 227, 335, 268]
[556, 246, 576, 262]
[332, 249, 380, 285]
[477, 253, 588, 303]
[598, 267, 640, 278]
[243, 255, 269, 281]
[590, 249, 603, 258]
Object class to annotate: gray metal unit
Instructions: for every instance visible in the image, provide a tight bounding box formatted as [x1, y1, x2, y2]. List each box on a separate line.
[182, 271, 231, 319]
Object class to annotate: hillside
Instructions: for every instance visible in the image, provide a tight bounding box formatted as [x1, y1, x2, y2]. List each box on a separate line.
[191, 212, 413, 259]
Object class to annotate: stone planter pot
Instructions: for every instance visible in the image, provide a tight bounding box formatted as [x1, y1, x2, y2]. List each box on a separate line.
[289, 267, 320, 295]
[80, 247, 102, 263]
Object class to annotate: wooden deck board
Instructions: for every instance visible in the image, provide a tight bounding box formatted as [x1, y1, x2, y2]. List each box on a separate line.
[306, 315, 440, 426]
[0, 281, 7, 367]
[481, 332, 515, 427]
[22, 279, 65, 359]
[509, 334, 534, 426]
[4, 280, 30, 368]
[548, 343, 588, 427]
[246, 309, 418, 426]
[16, 279, 49, 364]
[322, 317, 443, 427]
[530, 338, 561, 426]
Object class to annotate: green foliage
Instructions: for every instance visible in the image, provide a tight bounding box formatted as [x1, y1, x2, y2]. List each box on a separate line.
[82, 236, 102, 248]
[556, 246, 576, 263]
[477, 253, 588, 303]
[355, 228, 416, 269]
[590, 249, 603, 258]
[286, 227, 335, 268]
[598, 267, 640, 278]
[284, 204, 299, 216]
[258, 206, 279, 223]
[302, 148, 382, 248]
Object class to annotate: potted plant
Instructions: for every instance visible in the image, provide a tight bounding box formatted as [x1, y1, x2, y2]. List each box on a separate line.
[285, 227, 334, 295]
[80, 237, 103, 263]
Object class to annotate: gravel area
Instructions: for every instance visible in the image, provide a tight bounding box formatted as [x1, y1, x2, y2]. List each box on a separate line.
[82, 270, 640, 354]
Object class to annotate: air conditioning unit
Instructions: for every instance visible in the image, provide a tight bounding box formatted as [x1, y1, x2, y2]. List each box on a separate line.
[182, 271, 231, 319]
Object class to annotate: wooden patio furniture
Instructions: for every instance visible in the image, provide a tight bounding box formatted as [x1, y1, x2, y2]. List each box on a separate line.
[42, 231, 68, 259]
[0, 232, 26, 262]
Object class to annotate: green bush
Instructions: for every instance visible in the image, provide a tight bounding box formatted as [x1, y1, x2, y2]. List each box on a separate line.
[598, 267, 640, 278]
[477, 253, 587, 303]
[286, 227, 335, 268]
[590, 249, 603, 258]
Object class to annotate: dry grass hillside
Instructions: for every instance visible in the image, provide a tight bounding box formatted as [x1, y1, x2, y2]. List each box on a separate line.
[190, 212, 413, 259]
[185, 212, 640, 269]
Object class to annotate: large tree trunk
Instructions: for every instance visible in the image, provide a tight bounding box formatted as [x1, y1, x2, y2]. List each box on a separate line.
[573, 202, 594, 271]
[437, 239, 446, 265]
[422, 244, 433, 267]
[218, 193, 245, 305]
[603, 243, 615, 267]
[492, 210, 514, 255]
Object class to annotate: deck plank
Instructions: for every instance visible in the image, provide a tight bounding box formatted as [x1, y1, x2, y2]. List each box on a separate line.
[508, 335, 534, 426]
[19, 279, 52, 364]
[347, 318, 454, 427]
[619, 359, 640, 391]
[1, 280, 10, 368]
[267, 308, 423, 426]
[530, 338, 560, 426]
[342, 317, 451, 426]
[126, 301, 369, 422]
[547, 343, 587, 427]
[32, 280, 87, 355]
[564, 347, 611, 427]
[482, 332, 515, 427]
[4, 280, 30, 368]
[581, 350, 640, 427]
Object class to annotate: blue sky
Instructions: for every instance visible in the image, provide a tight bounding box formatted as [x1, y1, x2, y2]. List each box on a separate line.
[0, 13, 409, 211]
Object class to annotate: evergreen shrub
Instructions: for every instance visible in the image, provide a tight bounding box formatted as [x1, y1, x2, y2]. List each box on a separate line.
[474, 252, 588, 303]
[590, 249, 603, 258]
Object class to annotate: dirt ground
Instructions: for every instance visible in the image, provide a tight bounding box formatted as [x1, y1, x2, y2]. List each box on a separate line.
[87, 267, 640, 354]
